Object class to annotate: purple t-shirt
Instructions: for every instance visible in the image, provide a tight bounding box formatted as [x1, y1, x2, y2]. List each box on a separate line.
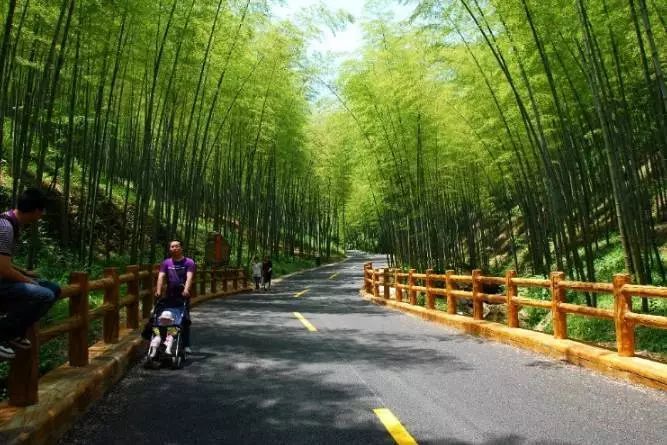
[159, 257, 196, 296]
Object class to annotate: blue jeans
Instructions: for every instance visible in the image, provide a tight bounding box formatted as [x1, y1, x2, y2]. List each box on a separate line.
[0, 280, 59, 341]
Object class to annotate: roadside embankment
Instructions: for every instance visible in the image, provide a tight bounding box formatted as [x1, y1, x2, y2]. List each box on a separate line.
[0, 285, 251, 445]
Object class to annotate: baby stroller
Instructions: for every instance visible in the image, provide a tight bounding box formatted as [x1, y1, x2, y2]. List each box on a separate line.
[143, 297, 188, 370]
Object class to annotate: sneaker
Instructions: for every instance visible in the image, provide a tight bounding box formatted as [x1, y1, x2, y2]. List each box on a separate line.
[0, 343, 16, 359]
[9, 337, 31, 350]
[184, 346, 192, 354]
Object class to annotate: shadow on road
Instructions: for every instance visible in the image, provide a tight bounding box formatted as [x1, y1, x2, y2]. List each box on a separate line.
[57, 254, 629, 445]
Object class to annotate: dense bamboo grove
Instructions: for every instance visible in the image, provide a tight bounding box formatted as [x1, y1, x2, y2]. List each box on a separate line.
[0, 0, 342, 267]
[320, 0, 666, 307]
[2, 0, 666, 310]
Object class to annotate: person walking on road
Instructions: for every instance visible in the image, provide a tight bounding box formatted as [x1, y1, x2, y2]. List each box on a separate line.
[252, 256, 262, 290]
[155, 240, 195, 353]
[262, 256, 272, 291]
[0, 188, 59, 359]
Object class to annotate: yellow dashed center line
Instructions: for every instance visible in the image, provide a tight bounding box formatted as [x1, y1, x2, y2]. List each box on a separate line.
[328, 272, 339, 280]
[293, 312, 317, 332]
[294, 288, 309, 298]
[373, 408, 418, 445]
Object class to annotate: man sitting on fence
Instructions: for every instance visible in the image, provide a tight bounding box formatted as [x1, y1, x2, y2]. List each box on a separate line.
[0, 188, 60, 360]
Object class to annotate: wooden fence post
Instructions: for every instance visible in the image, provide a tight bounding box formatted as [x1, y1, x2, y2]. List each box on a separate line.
[222, 270, 229, 293]
[426, 269, 434, 309]
[372, 269, 379, 298]
[613, 273, 634, 356]
[383, 268, 391, 299]
[210, 266, 218, 294]
[141, 264, 154, 319]
[69, 272, 89, 366]
[199, 269, 207, 296]
[551, 271, 567, 340]
[8, 323, 39, 406]
[365, 262, 373, 293]
[472, 269, 483, 320]
[126, 265, 140, 329]
[233, 269, 239, 291]
[394, 269, 402, 302]
[506, 270, 519, 328]
[408, 269, 416, 305]
[446, 270, 456, 314]
[242, 268, 248, 289]
[103, 267, 120, 343]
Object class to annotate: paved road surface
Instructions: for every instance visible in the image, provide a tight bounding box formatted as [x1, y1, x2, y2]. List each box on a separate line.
[60, 253, 667, 444]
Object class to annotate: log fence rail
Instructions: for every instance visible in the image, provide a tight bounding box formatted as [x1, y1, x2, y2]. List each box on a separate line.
[7, 265, 249, 406]
[364, 262, 667, 360]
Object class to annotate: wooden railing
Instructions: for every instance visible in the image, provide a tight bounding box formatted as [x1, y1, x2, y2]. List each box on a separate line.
[7, 265, 249, 406]
[363, 262, 667, 360]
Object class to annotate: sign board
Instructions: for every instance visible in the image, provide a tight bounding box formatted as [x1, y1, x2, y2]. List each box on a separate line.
[205, 232, 230, 266]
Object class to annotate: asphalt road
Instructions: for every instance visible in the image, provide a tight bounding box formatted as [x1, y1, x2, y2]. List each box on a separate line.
[59, 253, 667, 445]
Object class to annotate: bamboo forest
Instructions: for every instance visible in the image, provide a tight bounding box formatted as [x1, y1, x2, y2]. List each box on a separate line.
[0, 0, 666, 308]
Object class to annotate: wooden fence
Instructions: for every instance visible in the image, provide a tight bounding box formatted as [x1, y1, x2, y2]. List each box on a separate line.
[363, 262, 667, 360]
[7, 265, 249, 407]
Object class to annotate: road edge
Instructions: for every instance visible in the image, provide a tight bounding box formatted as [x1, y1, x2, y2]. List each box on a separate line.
[362, 291, 667, 392]
[270, 257, 350, 285]
[0, 287, 254, 445]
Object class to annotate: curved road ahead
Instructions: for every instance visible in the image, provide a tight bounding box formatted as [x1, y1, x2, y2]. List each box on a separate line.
[60, 253, 667, 444]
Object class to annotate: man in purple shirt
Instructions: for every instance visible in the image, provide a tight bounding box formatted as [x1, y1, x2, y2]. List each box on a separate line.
[155, 240, 195, 352]
[0, 188, 59, 359]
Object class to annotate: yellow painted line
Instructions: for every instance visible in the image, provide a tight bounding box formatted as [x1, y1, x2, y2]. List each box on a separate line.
[373, 408, 418, 445]
[328, 272, 339, 280]
[294, 288, 309, 298]
[293, 312, 317, 332]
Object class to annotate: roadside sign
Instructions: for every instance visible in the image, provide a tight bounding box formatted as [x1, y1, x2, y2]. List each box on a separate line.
[205, 232, 230, 266]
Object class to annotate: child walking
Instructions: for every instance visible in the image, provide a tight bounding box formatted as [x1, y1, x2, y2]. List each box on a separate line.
[252, 256, 262, 290]
[262, 256, 272, 291]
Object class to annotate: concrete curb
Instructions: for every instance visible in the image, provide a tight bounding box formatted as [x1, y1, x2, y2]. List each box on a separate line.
[0, 287, 255, 445]
[0, 329, 144, 445]
[362, 291, 667, 391]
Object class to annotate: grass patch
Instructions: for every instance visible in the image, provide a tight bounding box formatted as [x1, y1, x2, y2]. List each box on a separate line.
[272, 255, 318, 277]
[567, 315, 616, 343]
[636, 325, 667, 353]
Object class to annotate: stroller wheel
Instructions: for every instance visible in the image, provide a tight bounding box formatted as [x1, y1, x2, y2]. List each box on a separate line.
[171, 355, 182, 370]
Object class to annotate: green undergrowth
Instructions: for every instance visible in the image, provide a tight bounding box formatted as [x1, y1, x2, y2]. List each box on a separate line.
[0, 236, 131, 400]
[516, 241, 667, 358]
[272, 255, 316, 277]
[396, 237, 667, 360]
[409, 283, 666, 359]
[504, 234, 667, 357]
